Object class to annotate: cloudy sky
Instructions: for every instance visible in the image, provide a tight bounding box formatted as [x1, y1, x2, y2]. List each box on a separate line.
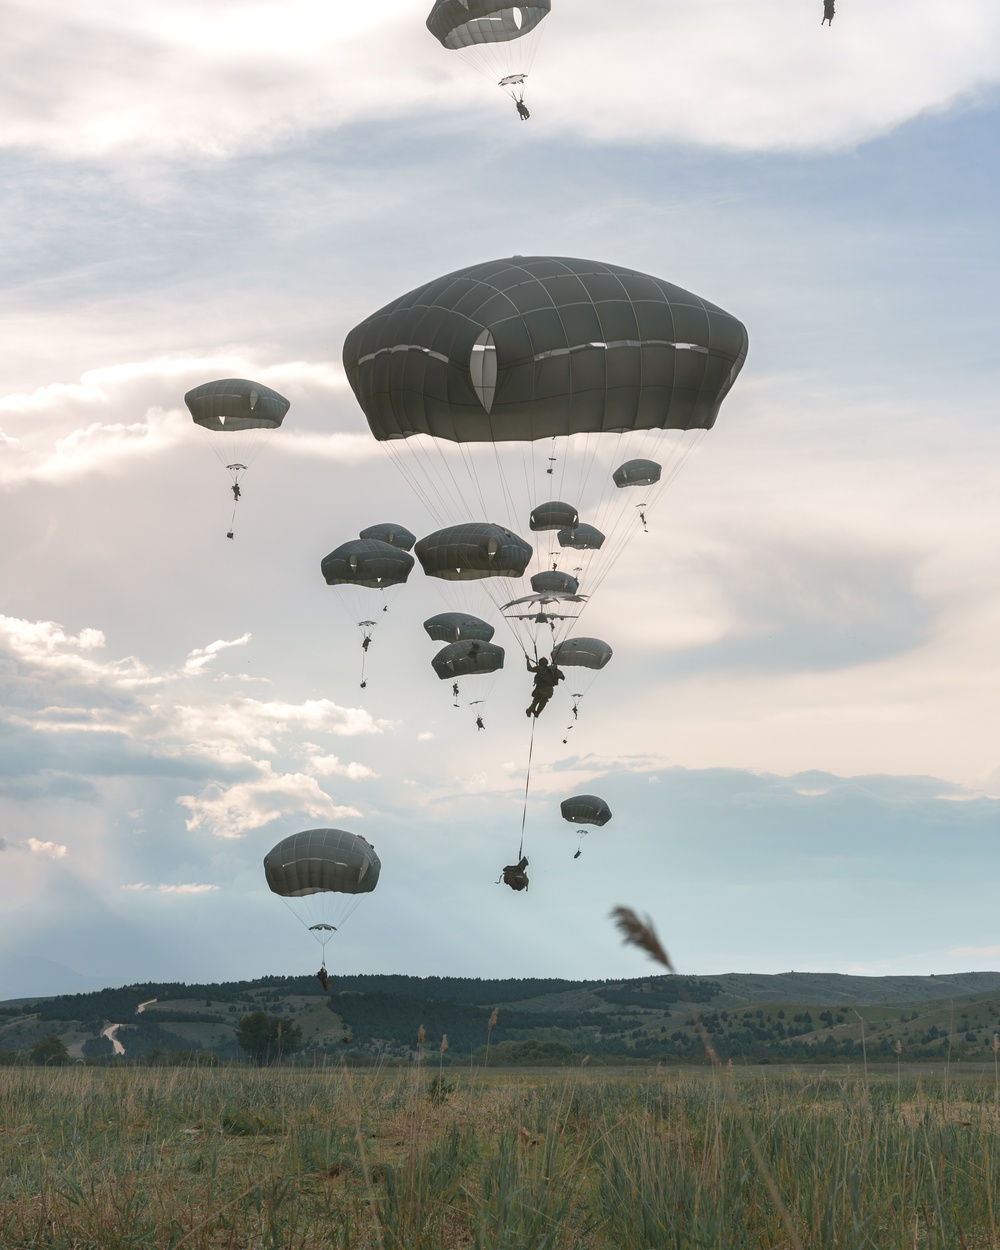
[1, 0, 1000, 998]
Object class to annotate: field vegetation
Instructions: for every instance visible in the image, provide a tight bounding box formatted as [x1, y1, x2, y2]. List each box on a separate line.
[2, 1061, 1000, 1248]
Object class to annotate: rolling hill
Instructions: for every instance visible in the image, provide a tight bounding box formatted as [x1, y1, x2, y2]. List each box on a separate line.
[2, 970, 999, 1065]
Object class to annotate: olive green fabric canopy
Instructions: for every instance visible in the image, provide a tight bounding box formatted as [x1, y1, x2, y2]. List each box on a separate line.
[552, 637, 612, 670]
[415, 522, 532, 581]
[184, 378, 289, 431]
[423, 612, 496, 643]
[558, 523, 605, 550]
[560, 795, 612, 827]
[613, 458, 662, 488]
[321, 539, 414, 588]
[344, 256, 748, 445]
[531, 570, 579, 595]
[359, 523, 416, 551]
[426, 0, 550, 50]
[264, 829, 381, 898]
[530, 500, 578, 531]
[431, 640, 505, 679]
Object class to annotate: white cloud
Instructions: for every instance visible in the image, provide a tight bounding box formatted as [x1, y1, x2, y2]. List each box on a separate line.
[178, 763, 362, 839]
[305, 750, 378, 780]
[949, 944, 1000, 958]
[184, 633, 251, 674]
[0, 0, 996, 160]
[0, 615, 261, 704]
[25, 837, 68, 859]
[0, 355, 363, 489]
[123, 882, 219, 894]
[172, 698, 390, 760]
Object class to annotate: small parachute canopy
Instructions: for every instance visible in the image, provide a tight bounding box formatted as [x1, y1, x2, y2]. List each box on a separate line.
[426, 0, 550, 50]
[531, 570, 579, 595]
[558, 523, 605, 550]
[530, 501, 579, 532]
[359, 523, 416, 551]
[431, 640, 505, 680]
[613, 458, 662, 488]
[321, 539, 414, 588]
[552, 636, 612, 671]
[560, 795, 612, 827]
[185, 379, 289, 432]
[264, 829, 381, 898]
[423, 612, 496, 644]
[416, 522, 532, 581]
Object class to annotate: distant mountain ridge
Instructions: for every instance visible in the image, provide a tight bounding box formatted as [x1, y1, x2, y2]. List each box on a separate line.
[704, 971, 1000, 1006]
[3, 969, 998, 1065]
[6, 968, 999, 1015]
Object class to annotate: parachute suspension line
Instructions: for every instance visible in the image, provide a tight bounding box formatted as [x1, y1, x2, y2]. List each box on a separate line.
[517, 712, 537, 862]
[409, 438, 472, 523]
[481, 407, 528, 532]
[455, 440, 490, 521]
[488, 437, 522, 533]
[380, 442, 448, 529]
[429, 437, 484, 523]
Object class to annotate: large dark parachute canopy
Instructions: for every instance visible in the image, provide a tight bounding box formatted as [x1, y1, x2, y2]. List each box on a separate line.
[322, 539, 414, 588]
[431, 640, 505, 679]
[416, 522, 532, 581]
[426, 0, 550, 50]
[185, 378, 289, 533]
[552, 637, 613, 671]
[343, 257, 747, 445]
[531, 570, 579, 595]
[530, 501, 578, 531]
[558, 523, 605, 550]
[265, 828, 381, 897]
[424, 612, 496, 643]
[359, 523, 416, 551]
[613, 459, 662, 488]
[264, 829, 380, 955]
[560, 795, 612, 826]
[185, 378, 289, 432]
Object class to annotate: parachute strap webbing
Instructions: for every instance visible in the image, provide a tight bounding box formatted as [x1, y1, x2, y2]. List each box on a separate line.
[517, 713, 537, 861]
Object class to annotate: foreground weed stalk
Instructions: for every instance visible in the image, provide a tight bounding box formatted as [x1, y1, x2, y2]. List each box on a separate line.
[610, 905, 806, 1250]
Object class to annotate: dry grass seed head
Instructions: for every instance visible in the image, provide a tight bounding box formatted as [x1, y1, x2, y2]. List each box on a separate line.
[610, 906, 672, 971]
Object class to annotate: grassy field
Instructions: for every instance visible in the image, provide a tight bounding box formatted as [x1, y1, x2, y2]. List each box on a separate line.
[2, 1063, 1000, 1248]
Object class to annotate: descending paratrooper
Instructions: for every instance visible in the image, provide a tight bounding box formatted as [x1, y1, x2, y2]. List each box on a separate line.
[263, 829, 381, 988]
[425, 1, 550, 118]
[525, 654, 564, 718]
[184, 378, 289, 539]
